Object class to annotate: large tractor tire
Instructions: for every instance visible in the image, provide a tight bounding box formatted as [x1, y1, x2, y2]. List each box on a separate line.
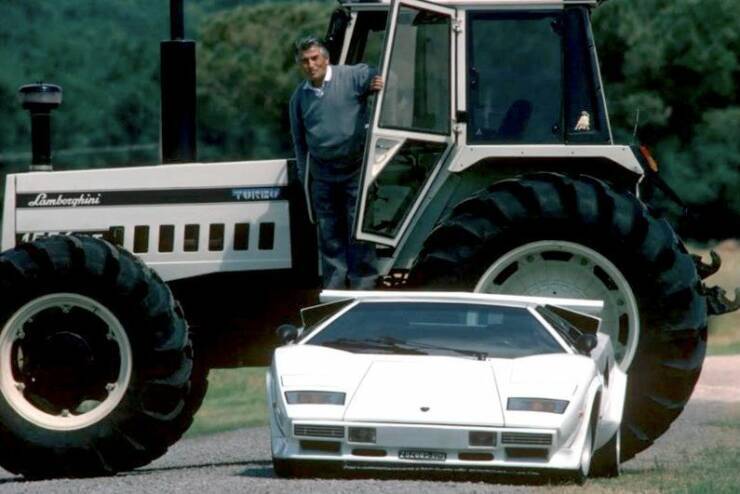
[409, 173, 706, 461]
[0, 235, 200, 478]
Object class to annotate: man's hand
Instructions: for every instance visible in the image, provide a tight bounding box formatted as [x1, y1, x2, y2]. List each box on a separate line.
[370, 75, 384, 92]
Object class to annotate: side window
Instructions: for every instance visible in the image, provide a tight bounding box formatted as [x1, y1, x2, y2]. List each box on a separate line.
[345, 11, 388, 67]
[362, 140, 447, 238]
[564, 7, 609, 143]
[379, 7, 451, 135]
[467, 12, 563, 144]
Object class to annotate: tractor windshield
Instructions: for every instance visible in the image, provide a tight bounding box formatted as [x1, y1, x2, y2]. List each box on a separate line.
[467, 11, 563, 144]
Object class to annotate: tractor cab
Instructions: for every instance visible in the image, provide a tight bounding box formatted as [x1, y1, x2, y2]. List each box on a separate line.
[332, 0, 617, 248]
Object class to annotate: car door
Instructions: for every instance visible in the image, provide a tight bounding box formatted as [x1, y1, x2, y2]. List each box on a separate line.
[354, 0, 459, 247]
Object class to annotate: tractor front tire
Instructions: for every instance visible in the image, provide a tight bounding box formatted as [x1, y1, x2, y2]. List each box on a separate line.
[0, 235, 196, 478]
[409, 173, 706, 461]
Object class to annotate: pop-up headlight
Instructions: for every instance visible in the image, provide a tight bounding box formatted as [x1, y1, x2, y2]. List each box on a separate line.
[285, 391, 346, 405]
[507, 398, 569, 414]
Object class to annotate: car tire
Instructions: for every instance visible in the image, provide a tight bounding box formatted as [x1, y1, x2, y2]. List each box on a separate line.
[590, 429, 621, 478]
[408, 172, 707, 461]
[0, 235, 196, 478]
[272, 457, 300, 478]
[272, 458, 341, 478]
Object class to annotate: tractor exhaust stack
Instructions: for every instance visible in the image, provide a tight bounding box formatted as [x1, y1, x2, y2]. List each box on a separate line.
[18, 83, 62, 172]
[160, 0, 196, 164]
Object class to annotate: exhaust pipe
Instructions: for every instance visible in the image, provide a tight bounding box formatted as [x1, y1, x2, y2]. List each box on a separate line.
[18, 83, 62, 172]
[160, 0, 196, 164]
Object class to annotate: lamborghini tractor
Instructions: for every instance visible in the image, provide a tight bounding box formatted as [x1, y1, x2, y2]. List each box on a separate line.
[0, 0, 736, 478]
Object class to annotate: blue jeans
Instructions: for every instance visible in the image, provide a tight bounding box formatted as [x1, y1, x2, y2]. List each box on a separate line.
[310, 172, 378, 289]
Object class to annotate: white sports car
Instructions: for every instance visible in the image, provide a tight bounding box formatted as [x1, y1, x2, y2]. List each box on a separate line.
[267, 290, 626, 483]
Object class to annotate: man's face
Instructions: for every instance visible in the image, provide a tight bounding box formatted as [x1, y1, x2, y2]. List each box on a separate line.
[298, 46, 329, 86]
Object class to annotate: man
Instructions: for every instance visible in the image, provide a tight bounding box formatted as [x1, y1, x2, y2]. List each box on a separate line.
[289, 36, 383, 289]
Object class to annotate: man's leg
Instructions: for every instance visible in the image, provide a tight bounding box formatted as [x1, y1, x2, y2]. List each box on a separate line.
[310, 178, 349, 289]
[344, 173, 379, 290]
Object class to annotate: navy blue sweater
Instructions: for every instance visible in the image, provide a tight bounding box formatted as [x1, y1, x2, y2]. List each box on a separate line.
[289, 64, 375, 182]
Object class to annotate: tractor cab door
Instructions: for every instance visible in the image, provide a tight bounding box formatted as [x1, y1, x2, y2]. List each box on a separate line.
[355, 0, 458, 247]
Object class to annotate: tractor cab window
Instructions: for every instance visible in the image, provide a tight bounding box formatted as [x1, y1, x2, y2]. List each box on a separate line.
[467, 12, 563, 144]
[563, 7, 610, 143]
[345, 10, 388, 67]
[379, 7, 451, 135]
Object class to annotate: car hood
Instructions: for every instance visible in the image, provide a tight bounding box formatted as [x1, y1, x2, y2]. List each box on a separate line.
[344, 357, 503, 426]
[274, 345, 593, 426]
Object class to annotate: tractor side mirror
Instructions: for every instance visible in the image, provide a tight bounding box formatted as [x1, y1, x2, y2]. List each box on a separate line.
[276, 324, 300, 345]
[575, 333, 598, 356]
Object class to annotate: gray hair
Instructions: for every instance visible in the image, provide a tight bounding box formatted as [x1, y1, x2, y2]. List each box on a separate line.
[294, 36, 329, 62]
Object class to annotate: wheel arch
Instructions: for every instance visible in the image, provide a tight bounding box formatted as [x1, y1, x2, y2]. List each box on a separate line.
[394, 156, 643, 269]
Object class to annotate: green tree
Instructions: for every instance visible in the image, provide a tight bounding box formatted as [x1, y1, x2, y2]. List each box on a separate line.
[593, 0, 740, 239]
[196, 1, 334, 161]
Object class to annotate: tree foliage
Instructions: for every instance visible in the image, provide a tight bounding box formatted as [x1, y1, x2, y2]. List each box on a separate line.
[593, 0, 740, 239]
[196, 1, 334, 161]
[0, 1, 168, 171]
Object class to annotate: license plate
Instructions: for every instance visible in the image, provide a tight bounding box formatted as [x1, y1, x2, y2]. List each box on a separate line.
[399, 449, 447, 462]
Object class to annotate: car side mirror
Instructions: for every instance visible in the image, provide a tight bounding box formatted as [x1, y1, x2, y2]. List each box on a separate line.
[276, 324, 300, 345]
[575, 333, 598, 355]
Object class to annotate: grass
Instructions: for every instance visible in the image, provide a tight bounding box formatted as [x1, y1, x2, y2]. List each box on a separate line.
[185, 367, 268, 437]
[586, 447, 740, 494]
[580, 419, 740, 494]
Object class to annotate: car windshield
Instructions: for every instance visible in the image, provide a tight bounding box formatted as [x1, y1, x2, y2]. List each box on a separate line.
[305, 301, 565, 359]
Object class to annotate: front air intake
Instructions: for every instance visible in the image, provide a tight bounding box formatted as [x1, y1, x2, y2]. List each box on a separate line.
[294, 424, 345, 439]
[501, 432, 552, 445]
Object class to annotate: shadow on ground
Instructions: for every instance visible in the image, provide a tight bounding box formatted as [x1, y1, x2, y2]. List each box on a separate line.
[240, 463, 566, 486]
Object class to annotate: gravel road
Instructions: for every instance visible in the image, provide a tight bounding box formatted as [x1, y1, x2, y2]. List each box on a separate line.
[1, 356, 738, 494]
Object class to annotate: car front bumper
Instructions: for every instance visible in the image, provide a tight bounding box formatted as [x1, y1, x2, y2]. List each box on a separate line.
[271, 420, 586, 471]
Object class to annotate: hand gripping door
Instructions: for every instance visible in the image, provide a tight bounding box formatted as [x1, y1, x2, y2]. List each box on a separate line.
[355, 0, 457, 247]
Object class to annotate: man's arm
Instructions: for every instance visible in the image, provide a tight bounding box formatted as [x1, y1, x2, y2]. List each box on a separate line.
[288, 91, 308, 183]
[352, 64, 383, 94]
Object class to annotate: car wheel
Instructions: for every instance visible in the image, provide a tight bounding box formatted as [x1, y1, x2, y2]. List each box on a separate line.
[272, 458, 340, 478]
[558, 422, 593, 486]
[408, 172, 707, 461]
[272, 457, 300, 478]
[0, 235, 195, 478]
[591, 428, 621, 478]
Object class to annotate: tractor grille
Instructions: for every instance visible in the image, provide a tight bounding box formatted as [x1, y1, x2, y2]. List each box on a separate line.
[294, 424, 345, 439]
[501, 432, 552, 445]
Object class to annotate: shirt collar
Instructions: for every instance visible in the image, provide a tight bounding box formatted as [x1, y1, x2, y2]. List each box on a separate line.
[303, 65, 333, 92]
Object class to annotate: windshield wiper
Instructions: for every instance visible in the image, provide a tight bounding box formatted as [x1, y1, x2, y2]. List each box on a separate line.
[319, 337, 427, 355]
[375, 336, 489, 361]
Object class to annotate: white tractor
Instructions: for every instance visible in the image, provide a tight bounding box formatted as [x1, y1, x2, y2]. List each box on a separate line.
[0, 0, 735, 478]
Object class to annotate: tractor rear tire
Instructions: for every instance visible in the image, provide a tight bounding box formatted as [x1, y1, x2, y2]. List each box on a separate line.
[409, 173, 707, 461]
[0, 235, 197, 478]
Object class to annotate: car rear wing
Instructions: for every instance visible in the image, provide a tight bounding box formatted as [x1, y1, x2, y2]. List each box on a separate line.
[319, 290, 604, 316]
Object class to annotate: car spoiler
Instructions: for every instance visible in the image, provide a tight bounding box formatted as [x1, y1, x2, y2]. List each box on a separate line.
[319, 290, 603, 315]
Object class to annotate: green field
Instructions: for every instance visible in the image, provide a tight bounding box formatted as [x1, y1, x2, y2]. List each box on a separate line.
[186, 367, 268, 436]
